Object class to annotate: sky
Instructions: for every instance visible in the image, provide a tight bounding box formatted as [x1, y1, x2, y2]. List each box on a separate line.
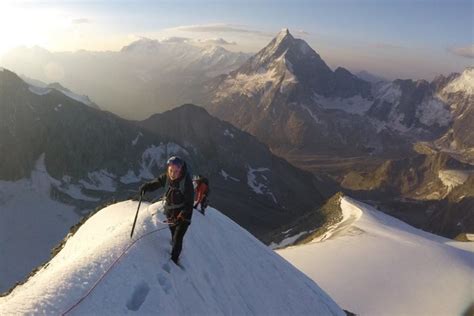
[0, 0, 472, 80]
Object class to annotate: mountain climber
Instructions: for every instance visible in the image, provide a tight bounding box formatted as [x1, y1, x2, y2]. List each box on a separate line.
[193, 175, 209, 215]
[139, 156, 194, 265]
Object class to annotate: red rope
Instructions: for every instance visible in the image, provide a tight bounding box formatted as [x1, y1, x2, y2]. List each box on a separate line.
[61, 225, 171, 315]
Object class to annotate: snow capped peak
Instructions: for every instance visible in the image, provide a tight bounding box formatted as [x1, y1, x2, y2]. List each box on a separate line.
[241, 28, 317, 75]
[120, 38, 162, 53]
[201, 45, 228, 56]
[0, 201, 344, 315]
[276, 28, 291, 42]
[443, 66, 474, 95]
[270, 28, 294, 50]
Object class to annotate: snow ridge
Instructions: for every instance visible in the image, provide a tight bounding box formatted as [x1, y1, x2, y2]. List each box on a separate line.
[278, 196, 474, 316]
[0, 201, 344, 315]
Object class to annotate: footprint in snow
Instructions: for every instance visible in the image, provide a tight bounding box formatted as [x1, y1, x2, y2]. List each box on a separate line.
[162, 262, 171, 273]
[126, 281, 150, 311]
[157, 274, 172, 294]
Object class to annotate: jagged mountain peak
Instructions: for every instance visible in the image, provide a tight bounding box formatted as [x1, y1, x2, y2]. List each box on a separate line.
[230, 28, 331, 87]
[274, 27, 293, 44]
[251, 28, 320, 68]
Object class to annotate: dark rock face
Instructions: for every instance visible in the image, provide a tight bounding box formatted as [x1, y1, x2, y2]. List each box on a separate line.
[332, 67, 371, 98]
[0, 69, 148, 181]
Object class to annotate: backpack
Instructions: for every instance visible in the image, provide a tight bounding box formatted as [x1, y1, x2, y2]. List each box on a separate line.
[201, 177, 210, 195]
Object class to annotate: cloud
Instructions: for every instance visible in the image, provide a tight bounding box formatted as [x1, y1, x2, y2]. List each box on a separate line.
[160, 36, 190, 43]
[448, 44, 474, 59]
[296, 29, 309, 35]
[197, 38, 237, 45]
[171, 24, 271, 37]
[72, 18, 91, 24]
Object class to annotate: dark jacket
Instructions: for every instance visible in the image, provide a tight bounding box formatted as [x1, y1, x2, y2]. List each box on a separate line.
[145, 167, 194, 222]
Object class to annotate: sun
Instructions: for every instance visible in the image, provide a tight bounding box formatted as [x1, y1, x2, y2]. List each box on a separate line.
[0, 2, 72, 56]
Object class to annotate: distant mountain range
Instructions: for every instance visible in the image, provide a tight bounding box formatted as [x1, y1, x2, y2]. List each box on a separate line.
[1, 39, 251, 119]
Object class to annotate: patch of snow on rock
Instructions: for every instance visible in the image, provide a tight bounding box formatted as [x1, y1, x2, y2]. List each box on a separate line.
[28, 86, 51, 96]
[416, 97, 452, 127]
[132, 132, 143, 146]
[120, 143, 189, 184]
[301, 104, 320, 124]
[375, 82, 402, 104]
[220, 169, 240, 182]
[57, 89, 94, 107]
[223, 129, 234, 138]
[247, 166, 278, 203]
[313, 93, 373, 115]
[79, 170, 116, 192]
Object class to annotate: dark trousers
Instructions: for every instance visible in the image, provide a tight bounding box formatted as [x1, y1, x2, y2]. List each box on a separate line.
[169, 221, 189, 262]
[198, 197, 208, 214]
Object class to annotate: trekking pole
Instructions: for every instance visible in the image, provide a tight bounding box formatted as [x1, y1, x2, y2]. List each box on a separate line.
[130, 191, 143, 239]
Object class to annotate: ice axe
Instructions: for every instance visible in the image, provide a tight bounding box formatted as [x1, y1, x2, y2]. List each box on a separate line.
[130, 191, 143, 239]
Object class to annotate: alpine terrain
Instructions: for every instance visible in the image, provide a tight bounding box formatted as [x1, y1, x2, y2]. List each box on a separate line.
[0, 67, 326, 292]
[201, 29, 474, 240]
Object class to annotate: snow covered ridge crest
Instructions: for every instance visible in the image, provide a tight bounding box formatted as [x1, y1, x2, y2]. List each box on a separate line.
[278, 196, 474, 316]
[0, 201, 344, 315]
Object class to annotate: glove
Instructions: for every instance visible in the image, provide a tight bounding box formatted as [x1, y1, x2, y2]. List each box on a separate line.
[139, 183, 150, 194]
[176, 211, 186, 222]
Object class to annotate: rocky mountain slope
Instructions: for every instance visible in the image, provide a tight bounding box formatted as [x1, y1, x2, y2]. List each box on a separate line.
[202, 29, 413, 157]
[341, 150, 474, 238]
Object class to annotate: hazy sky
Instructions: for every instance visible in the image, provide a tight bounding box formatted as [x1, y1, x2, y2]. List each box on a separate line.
[0, 0, 472, 80]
